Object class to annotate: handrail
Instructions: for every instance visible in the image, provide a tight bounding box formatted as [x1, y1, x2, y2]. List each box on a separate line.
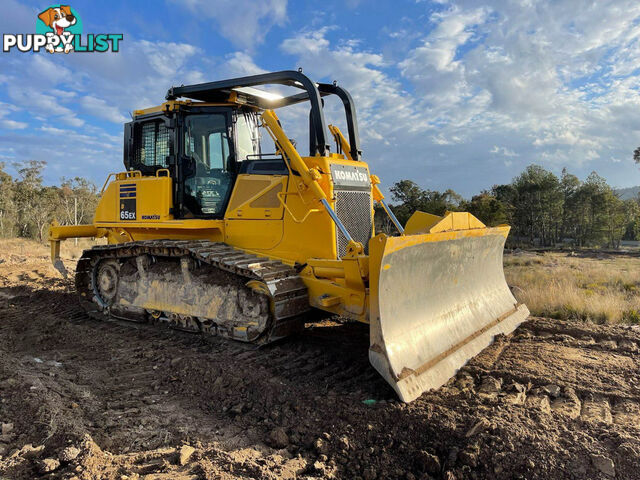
[100, 173, 116, 194]
[100, 170, 143, 194]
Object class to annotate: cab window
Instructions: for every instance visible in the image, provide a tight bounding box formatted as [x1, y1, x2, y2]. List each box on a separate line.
[182, 114, 233, 217]
[208, 131, 227, 169]
[235, 111, 261, 161]
[134, 121, 169, 167]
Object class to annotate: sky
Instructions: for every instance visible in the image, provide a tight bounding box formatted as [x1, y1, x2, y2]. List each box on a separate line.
[1, 0, 640, 197]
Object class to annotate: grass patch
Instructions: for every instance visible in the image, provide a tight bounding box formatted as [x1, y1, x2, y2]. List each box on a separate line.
[505, 251, 640, 324]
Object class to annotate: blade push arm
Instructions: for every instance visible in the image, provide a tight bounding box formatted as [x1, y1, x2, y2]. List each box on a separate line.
[261, 109, 363, 254]
[261, 110, 329, 204]
[371, 175, 405, 235]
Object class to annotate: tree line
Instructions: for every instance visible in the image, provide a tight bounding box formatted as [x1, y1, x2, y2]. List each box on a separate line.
[380, 164, 639, 248]
[0, 161, 99, 240]
[0, 159, 637, 249]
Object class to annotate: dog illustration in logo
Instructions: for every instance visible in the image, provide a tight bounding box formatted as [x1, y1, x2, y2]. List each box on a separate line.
[38, 5, 77, 53]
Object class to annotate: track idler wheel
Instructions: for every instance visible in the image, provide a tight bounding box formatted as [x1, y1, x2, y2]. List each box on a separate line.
[94, 260, 120, 309]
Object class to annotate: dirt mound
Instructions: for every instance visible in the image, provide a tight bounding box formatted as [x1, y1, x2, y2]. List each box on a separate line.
[1, 246, 640, 479]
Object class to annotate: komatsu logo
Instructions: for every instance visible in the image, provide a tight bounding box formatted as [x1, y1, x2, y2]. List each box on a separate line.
[333, 170, 369, 183]
[330, 164, 371, 191]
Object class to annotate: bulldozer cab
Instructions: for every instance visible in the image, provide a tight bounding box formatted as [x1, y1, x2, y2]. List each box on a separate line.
[124, 71, 362, 223]
[124, 105, 265, 219]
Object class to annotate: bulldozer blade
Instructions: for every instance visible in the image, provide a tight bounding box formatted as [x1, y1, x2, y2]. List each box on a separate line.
[368, 227, 529, 402]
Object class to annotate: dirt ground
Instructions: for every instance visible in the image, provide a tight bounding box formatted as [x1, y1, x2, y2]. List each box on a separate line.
[1, 240, 640, 479]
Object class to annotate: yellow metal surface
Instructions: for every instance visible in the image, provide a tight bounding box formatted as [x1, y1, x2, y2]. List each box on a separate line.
[226, 175, 287, 219]
[224, 219, 284, 250]
[300, 266, 368, 319]
[261, 110, 329, 203]
[318, 296, 341, 307]
[370, 175, 385, 203]
[49, 224, 100, 240]
[405, 211, 487, 235]
[132, 100, 256, 117]
[133, 100, 191, 117]
[94, 174, 173, 224]
[48, 221, 104, 277]
[48, 117, 516, 330]
[52, 171, 225, 246]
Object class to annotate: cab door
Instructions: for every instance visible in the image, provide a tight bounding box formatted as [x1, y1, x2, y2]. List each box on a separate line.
[224, 111, 288, 250]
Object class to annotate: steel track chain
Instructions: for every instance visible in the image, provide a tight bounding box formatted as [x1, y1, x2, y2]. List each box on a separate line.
[75, 240, 310, 343]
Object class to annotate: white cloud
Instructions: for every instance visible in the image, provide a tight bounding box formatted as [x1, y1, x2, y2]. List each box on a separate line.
[2, 84, 84, 128]
[280, 28, 418, 144]
[392, 0, 640, 190]
[1, 120, 27, 130]
[220, 52, 269, 77]
[136, 40, 200, 77]
[399, 6, 488, 107]
[0, 123, 121, 185]
[169, 0, 287, 49]
[80, 96, 128, 124]
[490, 146, 518, 157]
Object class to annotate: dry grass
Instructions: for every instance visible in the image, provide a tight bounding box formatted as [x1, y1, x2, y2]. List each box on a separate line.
[505, 251, 640, 324]
[0, 237, 104, 261]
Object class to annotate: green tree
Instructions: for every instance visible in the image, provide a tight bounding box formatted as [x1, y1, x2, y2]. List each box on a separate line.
[33, 186, 62, 241]
[623, 198, 640, 241]
[462, 191, 509, 226]
[374, 203, 395, 235]
[389, 180, 462, 226]
[423, 188, 463, 216]
[0, 162, 17, 237]
[389, 180, 427, 225]
[600, 189, 626, 248]
[13, 160, 46, 238]
[511, 165, 563, 246]
[566, 171, 623, 247]
[491, 183, 517, 225]
[12, 160, 71, 240]
[582, 172, 609, 245]
[559, 168, 581, 241]
[0, 161, 99, 241]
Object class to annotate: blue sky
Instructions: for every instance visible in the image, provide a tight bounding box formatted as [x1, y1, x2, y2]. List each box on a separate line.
[1, 0, 640, 197]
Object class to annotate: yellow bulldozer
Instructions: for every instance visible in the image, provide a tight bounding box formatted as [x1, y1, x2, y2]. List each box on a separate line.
[49, 70, 529, 402]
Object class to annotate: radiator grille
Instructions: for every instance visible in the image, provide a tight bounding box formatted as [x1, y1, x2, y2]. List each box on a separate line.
[334, 190, 373, 258]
